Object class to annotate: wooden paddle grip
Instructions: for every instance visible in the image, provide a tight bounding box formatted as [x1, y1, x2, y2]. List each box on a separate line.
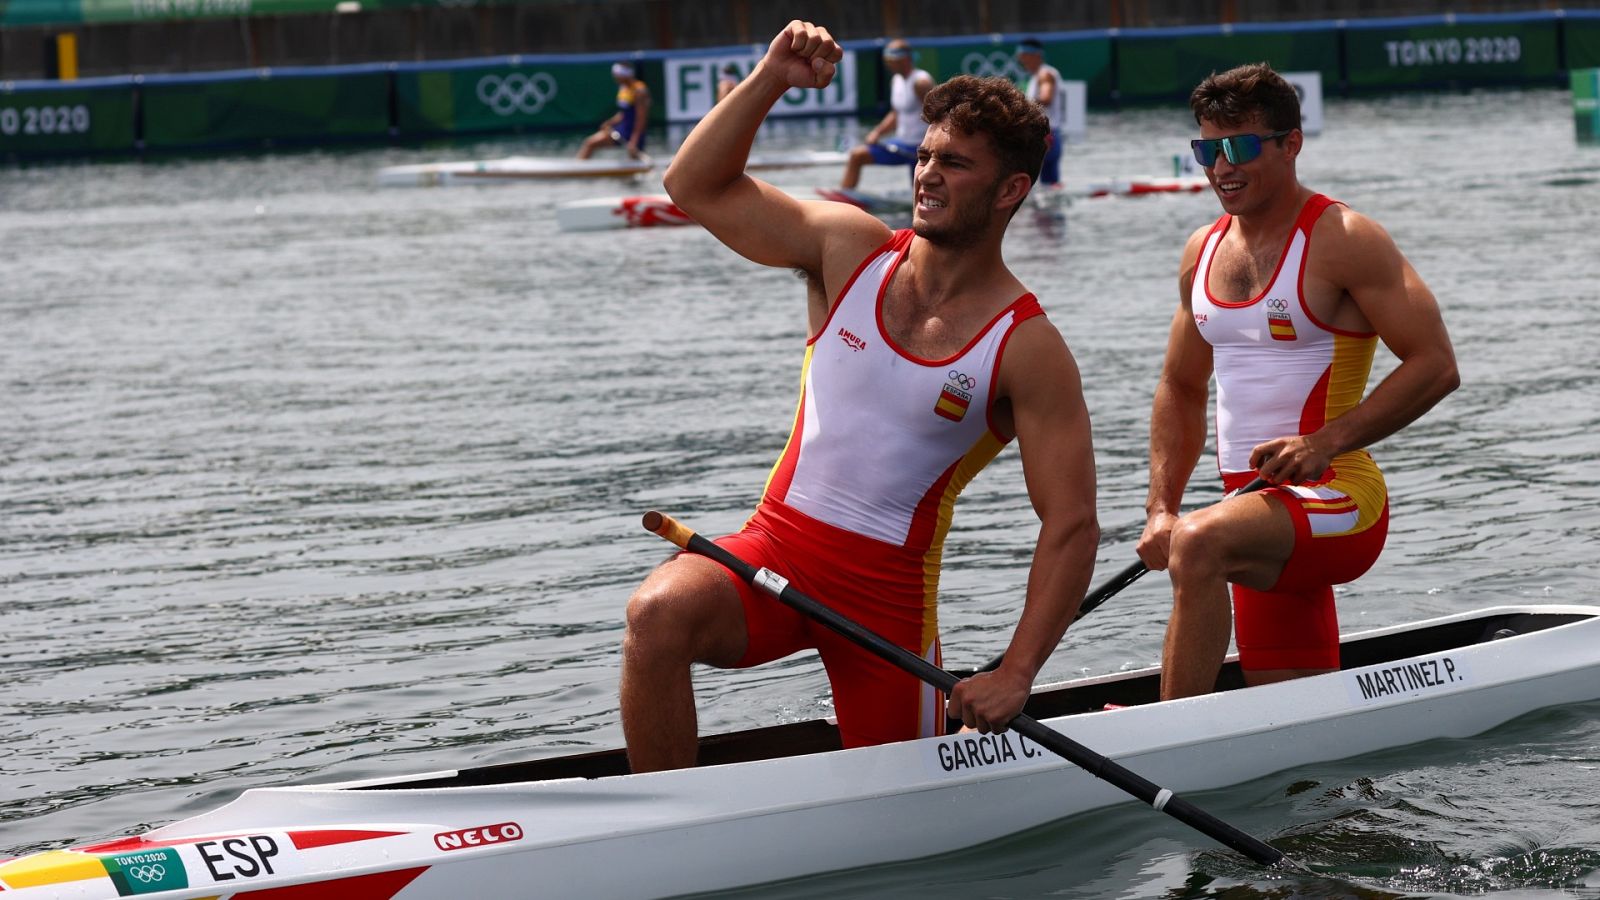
[641, 511, 696, 550]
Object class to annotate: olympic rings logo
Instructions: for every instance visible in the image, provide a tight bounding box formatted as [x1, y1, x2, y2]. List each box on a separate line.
[476, 72, 559, 116]
[960, 51, 1026, 82]
[128, 864, 166, 883]
[1266, 298, 1289, 311]
[949, 371, 977, 390]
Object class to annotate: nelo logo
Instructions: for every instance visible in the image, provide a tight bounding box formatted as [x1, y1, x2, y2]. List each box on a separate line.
[434, 822, 525, 851]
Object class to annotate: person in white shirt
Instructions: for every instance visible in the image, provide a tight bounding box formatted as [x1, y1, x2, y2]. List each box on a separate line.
[1016, 38, 1065, 186]
[838, 39, 935, 189]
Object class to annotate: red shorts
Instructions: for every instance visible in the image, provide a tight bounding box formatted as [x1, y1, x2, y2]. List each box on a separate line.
[707, 502, 944, 748]
[1223, 462, 1389, 671]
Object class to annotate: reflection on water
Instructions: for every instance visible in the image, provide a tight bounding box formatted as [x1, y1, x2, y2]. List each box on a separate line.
[2, 88, 1599, 896]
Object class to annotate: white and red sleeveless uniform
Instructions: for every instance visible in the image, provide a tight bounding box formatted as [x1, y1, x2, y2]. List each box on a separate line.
[1190, 194, 1389, 671]
[715, 229, 1044, 747]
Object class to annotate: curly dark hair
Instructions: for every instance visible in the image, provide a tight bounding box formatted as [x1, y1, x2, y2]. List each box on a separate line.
[921, 74, 1049, 188]
[1189, 62, 1301, 132]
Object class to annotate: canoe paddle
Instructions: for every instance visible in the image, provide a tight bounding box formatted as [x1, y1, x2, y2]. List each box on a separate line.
[970, 475, 1273, 676]
[642, 510, 1288, 867]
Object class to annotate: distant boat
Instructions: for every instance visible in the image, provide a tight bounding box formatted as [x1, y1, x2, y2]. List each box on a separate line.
[377, 150, 851, 188]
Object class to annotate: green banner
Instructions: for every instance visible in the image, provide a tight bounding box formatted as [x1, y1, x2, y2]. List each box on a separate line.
[80, 0, 338, 24]
[0, 0, 82, 25]
[394, 60, 636, 135]
[1117, 28, 1339, 103]
[1343, 19, 1561, 88]
[140, 69, 389, 148]
[1574, 68, 1600, 143]
[0, 82, 135, 155]
[907, 37, 1113, 104]
[1568, 17, 1600, 70]
[5, 0, 571, 26]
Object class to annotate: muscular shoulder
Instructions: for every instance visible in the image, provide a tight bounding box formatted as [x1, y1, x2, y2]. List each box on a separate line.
[1307, 202, 1405, 288]
[999, 313, 1075, 390]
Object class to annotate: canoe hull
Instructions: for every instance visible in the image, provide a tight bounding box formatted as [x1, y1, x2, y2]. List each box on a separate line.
[5, 605, 1598, 899]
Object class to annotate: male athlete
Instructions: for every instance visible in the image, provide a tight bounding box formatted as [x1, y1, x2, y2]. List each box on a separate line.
[577, 61, 650, 159]
[838, 39, 934, 189]
[623, 20, 1099, 772]
[1015, 38, 1065, 187]
[1136, 63, 1459, 699]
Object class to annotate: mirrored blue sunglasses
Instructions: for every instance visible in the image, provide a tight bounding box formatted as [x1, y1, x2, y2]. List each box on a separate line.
[1190, 129, 1293, 167]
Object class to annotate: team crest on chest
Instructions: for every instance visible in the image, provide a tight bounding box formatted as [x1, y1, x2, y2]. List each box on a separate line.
[1266, 298, 1297, 341]
[935, 370, 977, 422]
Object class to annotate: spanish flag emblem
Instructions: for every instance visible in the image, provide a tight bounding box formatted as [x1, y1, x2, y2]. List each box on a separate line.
[935, 384, 971, 422]
[1268, 312, 1297, 342]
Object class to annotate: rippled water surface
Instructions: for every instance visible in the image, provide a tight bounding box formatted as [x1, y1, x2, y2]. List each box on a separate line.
[3, 88, 1599, 897]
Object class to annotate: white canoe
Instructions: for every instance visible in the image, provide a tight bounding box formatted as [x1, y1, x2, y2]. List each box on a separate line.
[379, 150, 848, 188]
[376, 155, 655, 187]
[5, 604, 1598, 899]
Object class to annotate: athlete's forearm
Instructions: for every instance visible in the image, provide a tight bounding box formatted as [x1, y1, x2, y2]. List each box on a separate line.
[1000, 511, 1099, 683]
[1146, 379, 1209, 516]
[663, 66, 789, 203]
[1314, 348, 1460, 459]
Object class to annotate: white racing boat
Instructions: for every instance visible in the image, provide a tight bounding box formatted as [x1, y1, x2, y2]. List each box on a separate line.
[376, 155, 656, 187]
[4, 604, 1598, 899]
[377, 150, 849, 188]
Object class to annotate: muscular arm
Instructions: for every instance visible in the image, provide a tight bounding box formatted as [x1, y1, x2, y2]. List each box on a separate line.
[1138, 226, 1215, 569]
[947, 320, 1099, 733]
[1249, 211, 1460, 482]
[663, 21, 888, 303]
[1034, 69, 1057, 107]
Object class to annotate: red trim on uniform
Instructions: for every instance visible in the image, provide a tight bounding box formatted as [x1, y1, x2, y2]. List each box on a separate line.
[1299, 364, 1332, 435]
[288, 830, 407, 850]
[1202, 213, 1289, 309]
[877, 266, 1041, 368]
[807, 230, 907, 345]
[904, 458, 961, 553]
[983, 295, 1045, 438]
[763, 391, 806, 504]
[232, 867, 429, 899]
[1293, 195, 1378, 339]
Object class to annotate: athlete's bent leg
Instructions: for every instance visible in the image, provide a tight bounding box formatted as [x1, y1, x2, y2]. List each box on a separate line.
[1160, 493, 1295, 700]
[576, 129, 612, 160]
[840, 144, 873, 189]
[620, 555, 749, 772]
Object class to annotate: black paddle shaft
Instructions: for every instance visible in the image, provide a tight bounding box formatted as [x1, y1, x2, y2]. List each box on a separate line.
[641, 511, 1286, 866]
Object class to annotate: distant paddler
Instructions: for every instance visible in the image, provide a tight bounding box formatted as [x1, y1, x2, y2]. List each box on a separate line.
[622, 19, 1099, 773]
[1015, 37, 1065, 189]
[578, 60, 652, 160]
[838, 38, 934, 189]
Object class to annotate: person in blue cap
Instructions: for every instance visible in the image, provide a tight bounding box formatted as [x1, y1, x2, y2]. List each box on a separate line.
[1016, 38, 1065, 187]
[838, 39, 934, 189]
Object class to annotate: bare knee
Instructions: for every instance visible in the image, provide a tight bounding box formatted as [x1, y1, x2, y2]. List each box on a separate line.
[1166, 518, 1230, 582]
[623, 560, 744, 667]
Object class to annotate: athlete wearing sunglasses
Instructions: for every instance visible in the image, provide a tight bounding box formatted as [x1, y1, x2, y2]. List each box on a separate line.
[1138, 62, 1459, 703]
[1190, 129, 1293, 167]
